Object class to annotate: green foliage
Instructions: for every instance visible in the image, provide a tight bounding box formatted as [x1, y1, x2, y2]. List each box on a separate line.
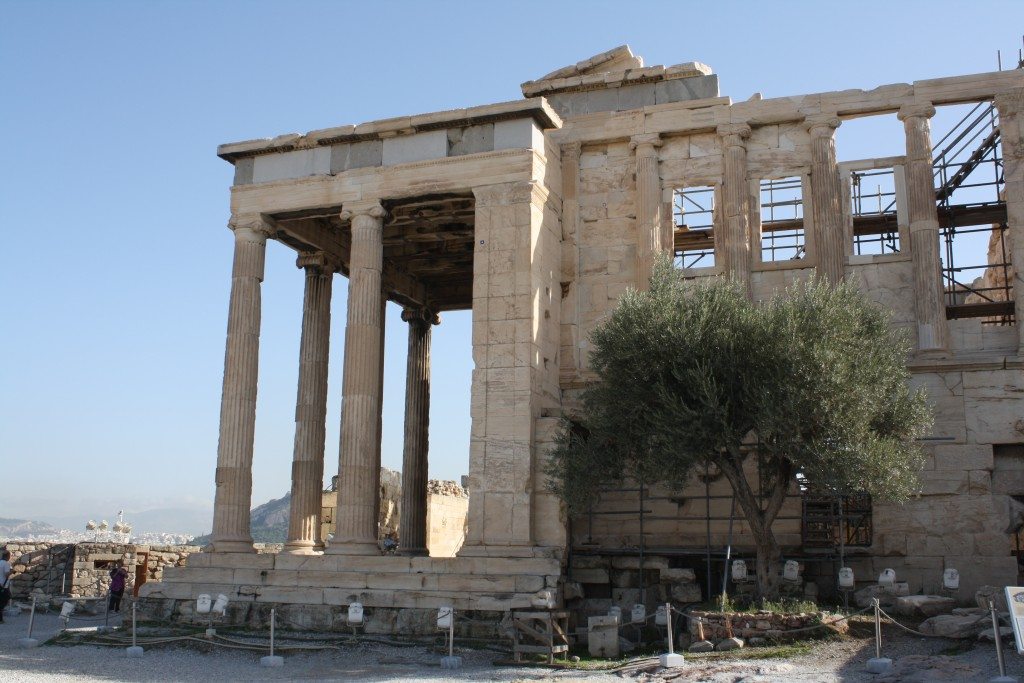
[547, 256, 931, 514]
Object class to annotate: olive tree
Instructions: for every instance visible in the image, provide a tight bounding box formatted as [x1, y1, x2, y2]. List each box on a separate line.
[547, 258, 931, 598]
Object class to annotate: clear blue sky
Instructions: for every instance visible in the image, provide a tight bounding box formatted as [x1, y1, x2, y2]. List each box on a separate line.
[2, 0, 1021, 534]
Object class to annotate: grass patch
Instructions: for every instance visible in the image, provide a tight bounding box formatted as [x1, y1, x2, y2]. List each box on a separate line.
[687, 642, 813, 661]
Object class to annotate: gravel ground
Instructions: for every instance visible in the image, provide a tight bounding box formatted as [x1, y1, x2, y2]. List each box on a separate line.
[3, 608, 1024, 682]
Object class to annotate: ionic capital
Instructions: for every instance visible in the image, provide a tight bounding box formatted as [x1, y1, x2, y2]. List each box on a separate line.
[804, 114, 842, 137]
[228, 213, 275, 241]
[401, 306, 440, 328]
[629, 133, 662, 153]
[995, 88, 1024, 117]
[340, 200, 387, 223]
[472, 180, 539, 207]
[296, 251, 339, 274]
[717, 123, 752, 147]
[897, 102, 936, 122]
[560, 141, 582, 160]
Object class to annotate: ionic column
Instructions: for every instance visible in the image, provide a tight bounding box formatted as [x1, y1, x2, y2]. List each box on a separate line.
[806, 114, 847, 284]
[899, 103, 950, 356]
[631, 133, 664, 289]
[994, 89, 1024, 355]
[327, 200, 387, 555]
[717, 124, 753, 294]
[210, 214, 273, 553]
[398, 307, 437, 556]
[284, 252, 336, 554]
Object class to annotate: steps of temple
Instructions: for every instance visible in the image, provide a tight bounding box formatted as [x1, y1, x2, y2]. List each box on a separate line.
[138, 551, 563, 611]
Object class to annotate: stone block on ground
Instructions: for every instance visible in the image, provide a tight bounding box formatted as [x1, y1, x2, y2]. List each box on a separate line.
[895, 595, 956, 619]
[976, 585, 1008, 611]
[978, 626, 1013, 641]
[917, 613, 989, 639]
[688, 639, 714, 653]
[715, 637, 744, 651]
[587, 615, 619, 658]
[854, 584, 905, 608]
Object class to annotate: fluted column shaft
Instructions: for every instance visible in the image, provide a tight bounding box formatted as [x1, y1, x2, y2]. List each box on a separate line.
[899, 103, 950, 355]
[328, 201, 387, 554]
[631, 134, 663, 288]
[718, 124, 753, 295]
[806, 115, 847, 284]
[994, 89, 1024, 355]
[210, 216, 272, 553]
[399, 308, 436, 556]
[285, 253, 335, 554]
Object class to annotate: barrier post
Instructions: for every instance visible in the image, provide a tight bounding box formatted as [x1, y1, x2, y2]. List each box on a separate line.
[989, 598, 1017, 683]
[865, 598, 892, 674]
[659, 602, 684, 667]
[259, 608, 284, 667]
[126, 600, 144, 657]
[440, 607, 462, 669]
[18, 596, 39, 648]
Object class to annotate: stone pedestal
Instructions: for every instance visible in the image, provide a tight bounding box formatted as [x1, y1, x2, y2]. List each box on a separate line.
[806, 114, 847, 284]
[210, 215, 272, 553]
[899, 103, 950, 356]
[631, 133, 663, 288]
[399, 307, 436, 556]
[328, 201, 387, 555]
[994, 89, 1024, 355]
[284, 253, 335, 554]
[718, 124, 753, 293]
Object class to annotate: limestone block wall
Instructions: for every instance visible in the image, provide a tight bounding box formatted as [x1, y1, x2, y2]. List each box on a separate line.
[552, 76, 1023, 600]
[426, 483, 468, 558]
[1, 542, 200, 599]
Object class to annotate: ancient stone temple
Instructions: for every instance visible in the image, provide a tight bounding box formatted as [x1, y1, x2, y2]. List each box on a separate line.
[140, 47, 1024, 630]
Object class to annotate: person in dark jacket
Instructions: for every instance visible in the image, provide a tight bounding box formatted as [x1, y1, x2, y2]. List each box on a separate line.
[108, 562, 129, 613]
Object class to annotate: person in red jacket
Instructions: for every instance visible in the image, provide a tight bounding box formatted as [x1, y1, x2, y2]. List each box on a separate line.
[108, 562, 129, 613]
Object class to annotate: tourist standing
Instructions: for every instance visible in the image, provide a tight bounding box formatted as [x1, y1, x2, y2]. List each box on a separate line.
[0, 550, 12, 623]
[108, 562, 129, 613]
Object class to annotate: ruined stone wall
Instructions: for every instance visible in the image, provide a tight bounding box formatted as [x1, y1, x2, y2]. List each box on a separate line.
[2, 542, 200, 599]
[320, 472, 470, 556]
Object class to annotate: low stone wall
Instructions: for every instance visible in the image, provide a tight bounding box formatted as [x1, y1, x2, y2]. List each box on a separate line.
[1, 541, 201, 600]
[137, 598, 509, 638]
[687, 609, 848, 641]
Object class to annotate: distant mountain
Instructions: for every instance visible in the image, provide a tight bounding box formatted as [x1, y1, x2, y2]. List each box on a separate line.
[192, 493, 290, 546]
[0, 518, 58, 539]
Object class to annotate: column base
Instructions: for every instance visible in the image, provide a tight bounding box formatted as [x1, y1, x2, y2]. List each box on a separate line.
[915, 347, 951, 361]
[324, 541, 380, 556]
[210, 540, 256, 554]
[282, 541, 321, 555]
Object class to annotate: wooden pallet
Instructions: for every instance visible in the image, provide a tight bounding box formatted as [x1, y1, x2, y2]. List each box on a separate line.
[511, 610, 571, 664]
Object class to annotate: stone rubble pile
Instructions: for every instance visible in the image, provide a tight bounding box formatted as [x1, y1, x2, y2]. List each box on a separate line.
[687, 609, 848, 641]
[427, 480, 468, 498]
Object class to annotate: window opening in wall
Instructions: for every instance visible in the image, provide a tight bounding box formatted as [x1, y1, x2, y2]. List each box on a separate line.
[672, 185, 715, 268]
[932, 101, 1012, 324]
[800, 491, 872, 550]
[850, 168, 900, 255]
[760, 176, 805, 261]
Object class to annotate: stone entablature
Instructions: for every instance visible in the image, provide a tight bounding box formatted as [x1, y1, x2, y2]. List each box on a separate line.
[220, 98, 562, 186]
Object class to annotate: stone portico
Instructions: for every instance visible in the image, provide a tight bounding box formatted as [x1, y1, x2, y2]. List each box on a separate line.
[141, 46, 1024, 629]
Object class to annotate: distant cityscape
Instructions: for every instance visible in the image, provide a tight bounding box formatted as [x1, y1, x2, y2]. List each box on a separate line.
[0, 517, 196, 546]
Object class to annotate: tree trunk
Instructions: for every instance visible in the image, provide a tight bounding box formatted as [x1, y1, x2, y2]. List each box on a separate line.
[754, 528, 782, 599]
[716, 451, 793, 600]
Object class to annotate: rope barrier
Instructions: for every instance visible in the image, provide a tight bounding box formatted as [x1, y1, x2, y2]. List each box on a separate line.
[876, 606, 992, 639]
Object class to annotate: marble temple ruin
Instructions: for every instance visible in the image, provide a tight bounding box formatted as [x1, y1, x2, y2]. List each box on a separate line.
[138, 47, 1024, 632]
